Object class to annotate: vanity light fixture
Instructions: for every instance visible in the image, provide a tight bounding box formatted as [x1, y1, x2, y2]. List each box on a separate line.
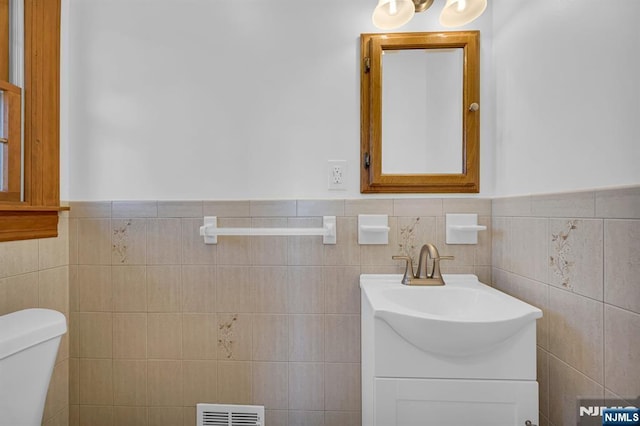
[371, 0, 487, 30]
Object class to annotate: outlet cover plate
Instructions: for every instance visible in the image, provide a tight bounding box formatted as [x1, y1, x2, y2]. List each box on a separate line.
[328, 160, 347, 190]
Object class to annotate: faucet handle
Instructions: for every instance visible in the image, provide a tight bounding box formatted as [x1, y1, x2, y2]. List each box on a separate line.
[430, 255, 454, 279]
[392, 255, 415, 285]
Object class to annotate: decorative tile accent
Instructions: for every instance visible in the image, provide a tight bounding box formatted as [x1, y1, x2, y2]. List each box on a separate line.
[218, 314, 239, 359]
[549, 219, 603, 300]
[112, 218, 147, 265]
[397, 217, 420, 265]
[112, 220, 132, 264]
[216, 313, 252, 361]
[549, 220, 578, 289]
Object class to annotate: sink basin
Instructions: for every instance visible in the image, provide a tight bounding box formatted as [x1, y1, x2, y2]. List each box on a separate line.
[360, 274, 542, 357]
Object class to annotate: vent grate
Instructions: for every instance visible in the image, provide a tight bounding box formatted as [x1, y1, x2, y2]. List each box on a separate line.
[197, 403, 264, 426]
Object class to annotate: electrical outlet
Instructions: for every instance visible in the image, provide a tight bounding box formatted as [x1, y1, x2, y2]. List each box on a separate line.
[328, 160, 347, 190]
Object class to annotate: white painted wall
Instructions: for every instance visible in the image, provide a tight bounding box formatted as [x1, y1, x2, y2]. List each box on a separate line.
[64, 0, 494, 200]
[493, 0, 640, 196]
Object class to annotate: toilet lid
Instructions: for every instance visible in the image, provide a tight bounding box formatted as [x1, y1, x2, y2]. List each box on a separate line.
[0, 308, 67, 360]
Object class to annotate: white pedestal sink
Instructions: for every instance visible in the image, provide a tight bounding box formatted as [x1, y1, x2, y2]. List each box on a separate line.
[361, 274, 542, 426]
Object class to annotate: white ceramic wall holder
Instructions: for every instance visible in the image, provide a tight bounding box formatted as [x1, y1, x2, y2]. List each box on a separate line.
[358, 214, 390, 245]
[446, 213, 487, 244]
[200, 216, 337, 245]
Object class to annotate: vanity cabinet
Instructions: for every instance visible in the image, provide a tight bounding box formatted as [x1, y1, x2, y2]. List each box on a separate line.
[361, 274, 541, 426]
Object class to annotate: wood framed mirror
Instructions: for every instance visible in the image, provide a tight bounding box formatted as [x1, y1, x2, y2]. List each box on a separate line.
[360, 31, 480, 193]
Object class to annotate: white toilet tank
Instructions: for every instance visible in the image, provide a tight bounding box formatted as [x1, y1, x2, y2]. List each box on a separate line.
[0, 308, 67, 426]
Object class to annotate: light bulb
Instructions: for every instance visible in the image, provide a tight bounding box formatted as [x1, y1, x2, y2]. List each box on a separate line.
[457, 0, 466, 12]
[389, 0, 397, 15]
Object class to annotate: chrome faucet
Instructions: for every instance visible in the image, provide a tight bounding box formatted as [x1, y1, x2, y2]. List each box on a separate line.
[392, 243, 454, 286]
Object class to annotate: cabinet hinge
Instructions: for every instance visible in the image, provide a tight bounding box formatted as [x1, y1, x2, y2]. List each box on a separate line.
[364, 152, 371, 169]
[364, 57, 370, 73]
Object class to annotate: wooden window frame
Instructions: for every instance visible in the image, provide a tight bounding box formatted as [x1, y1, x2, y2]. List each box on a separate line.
[0, 0, 65, 242]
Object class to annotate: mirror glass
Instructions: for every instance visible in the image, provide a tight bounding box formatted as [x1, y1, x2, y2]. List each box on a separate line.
[381, 48, 463, 174]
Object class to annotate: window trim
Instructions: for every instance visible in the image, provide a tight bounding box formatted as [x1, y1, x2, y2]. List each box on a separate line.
[0, 0, 65, 242]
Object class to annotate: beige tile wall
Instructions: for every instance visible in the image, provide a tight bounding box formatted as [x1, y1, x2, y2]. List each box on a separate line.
[68, 198, 491, 426]
[0, 213, 70, 426]
[3, 188, 634, 426]
[492, 186, 640, 426]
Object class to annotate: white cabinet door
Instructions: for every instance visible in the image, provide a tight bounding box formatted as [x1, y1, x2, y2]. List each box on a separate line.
[375, 378, 538, 426]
